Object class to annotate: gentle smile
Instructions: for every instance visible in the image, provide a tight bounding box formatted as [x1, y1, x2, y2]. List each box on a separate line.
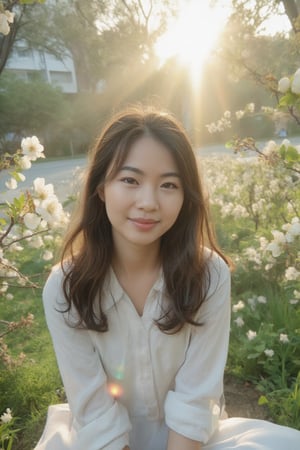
[129, 218, 159, 224]
[129, 218, 160, 230]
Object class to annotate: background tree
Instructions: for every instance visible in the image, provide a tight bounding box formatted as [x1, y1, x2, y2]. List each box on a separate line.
[0, 73, 72, 154]
[0, 0, 46, 74]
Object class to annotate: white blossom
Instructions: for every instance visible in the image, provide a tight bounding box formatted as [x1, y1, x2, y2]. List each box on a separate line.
[19, 155, 32, 170]
[291, 71, 300, 95]
[244, 247, 262, 265]
[44, 234, 54, 242]
[232, 204, 249, 219]
[247, 330, 257, 340]
[257, 295, 267, 304]
[235, 110, 245, 120]
[23, 212, 41, 230]
[0, 10, 14, 35]
[259, 237, 268, 250]
[278, 76, 290, 94]
[36, 196, 63, 225]
[288, 219, 300, 238]
[234, 316, 244, 327]
[246, 103, 255, 113]
[0, 408, 12, 423]
[29, 235, 44, 249]
[21, 136, 44, 161]
[285, 266, 300, 281]
[281, 138, 291, 148]
[33, 177, 54, 201]
[272, 230, 286, 244]
[10, 243, 23, 252]
[266, 242, 282, 258]
[0, 14, 10, 35]
[247, 297, 256, 310]
[5, 10, 14, 23]
[264, 349, 274, 358]
[5, 177, 18, 190]
[279, 333, 289, 344]
[232, 300, 245, 312]
[263, 140, 278, 157]
[43, 250, 53, 261]
[261, 106, 274, 114]
[293, 290, 300, 299]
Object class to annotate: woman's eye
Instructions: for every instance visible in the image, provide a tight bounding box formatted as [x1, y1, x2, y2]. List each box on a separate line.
[120, 177, 138, 185]
[161, 182, 178, 189]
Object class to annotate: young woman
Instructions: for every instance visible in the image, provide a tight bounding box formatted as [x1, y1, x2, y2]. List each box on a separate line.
[35, 107, 300, 450]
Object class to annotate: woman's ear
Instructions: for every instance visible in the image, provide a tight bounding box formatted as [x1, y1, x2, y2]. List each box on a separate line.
[97, 185, 105, 202]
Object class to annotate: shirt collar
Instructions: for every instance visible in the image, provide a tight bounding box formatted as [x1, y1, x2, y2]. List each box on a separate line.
[101, 267, 164, 313]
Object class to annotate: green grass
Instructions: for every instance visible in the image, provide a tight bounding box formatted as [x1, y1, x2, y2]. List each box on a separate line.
[0, 255, 63, 450]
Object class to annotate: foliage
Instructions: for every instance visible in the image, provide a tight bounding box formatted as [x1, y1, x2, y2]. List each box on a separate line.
[0, 136, 69, 367]
[0, 73, 71, 153]
[216, 0, 300, 100]
[201, 141, 300, 427]
[202, 64, 300, 429]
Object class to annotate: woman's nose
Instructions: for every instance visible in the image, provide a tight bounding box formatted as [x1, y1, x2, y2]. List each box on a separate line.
[136, 185, 159, 211]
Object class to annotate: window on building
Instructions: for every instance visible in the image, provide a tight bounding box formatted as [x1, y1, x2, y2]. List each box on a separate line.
[50, 71, 73, 84]
[16, 47, 32, 58]
[27, 71, 47, 82]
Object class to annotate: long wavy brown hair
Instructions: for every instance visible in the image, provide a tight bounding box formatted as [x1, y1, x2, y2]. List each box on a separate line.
[60, 105, 230, 333]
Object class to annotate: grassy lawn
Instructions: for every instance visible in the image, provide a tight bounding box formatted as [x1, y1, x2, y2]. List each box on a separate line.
[0, 256, 63, 450]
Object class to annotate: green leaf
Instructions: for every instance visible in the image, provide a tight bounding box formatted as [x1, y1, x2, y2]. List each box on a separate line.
[285, 146, 300, 163]
[0, 217, 7, 226]
[278, 92, 298, 107]
[9, 171, 24, 182]
[247, 353, 260, 359]
[279, 144, 286, 159]
[258, 395, 269, 405]
[253, 344, 266, 353]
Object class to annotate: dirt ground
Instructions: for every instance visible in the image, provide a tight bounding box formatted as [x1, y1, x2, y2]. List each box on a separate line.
[224, 374, 270, 420]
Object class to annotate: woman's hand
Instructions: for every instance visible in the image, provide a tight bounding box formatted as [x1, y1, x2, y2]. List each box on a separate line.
[167, 430, 202, 450]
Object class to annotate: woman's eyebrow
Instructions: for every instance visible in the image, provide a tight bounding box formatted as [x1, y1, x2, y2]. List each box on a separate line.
[120, 165, 181, 178]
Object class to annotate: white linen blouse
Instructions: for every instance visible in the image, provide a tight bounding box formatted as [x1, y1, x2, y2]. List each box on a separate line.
[35, 251, 300, 450]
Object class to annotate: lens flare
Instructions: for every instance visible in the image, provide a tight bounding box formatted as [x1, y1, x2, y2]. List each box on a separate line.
[108, 382, 123, 398]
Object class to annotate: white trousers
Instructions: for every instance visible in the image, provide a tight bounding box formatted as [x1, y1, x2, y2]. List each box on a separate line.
[34, 403, 300, 450]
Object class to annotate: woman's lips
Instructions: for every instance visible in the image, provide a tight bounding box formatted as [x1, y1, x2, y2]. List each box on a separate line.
[129, 218, 159, 230]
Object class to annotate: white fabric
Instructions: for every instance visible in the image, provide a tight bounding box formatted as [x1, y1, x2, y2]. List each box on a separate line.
[34, 252, 300, 449]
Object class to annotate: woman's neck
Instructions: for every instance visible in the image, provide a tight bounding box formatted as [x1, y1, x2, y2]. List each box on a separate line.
[112, 243, 161, 278]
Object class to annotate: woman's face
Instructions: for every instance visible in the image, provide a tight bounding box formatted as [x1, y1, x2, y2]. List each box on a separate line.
[100, 135, 184, 253]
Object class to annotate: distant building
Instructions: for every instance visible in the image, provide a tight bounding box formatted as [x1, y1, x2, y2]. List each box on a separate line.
[5, 42, 78, 94]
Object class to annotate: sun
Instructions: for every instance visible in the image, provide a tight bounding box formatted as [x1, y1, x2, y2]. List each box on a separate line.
[155, 1, 230, 87]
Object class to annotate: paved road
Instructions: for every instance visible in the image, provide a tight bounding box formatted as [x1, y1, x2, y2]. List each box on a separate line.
[1, 135, 299, 204]
[1, 157, 87, 204]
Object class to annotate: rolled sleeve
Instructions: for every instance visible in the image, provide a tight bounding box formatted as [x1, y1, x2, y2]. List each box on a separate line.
[43, 265, 131, 450]
[164, 255, 231, 443]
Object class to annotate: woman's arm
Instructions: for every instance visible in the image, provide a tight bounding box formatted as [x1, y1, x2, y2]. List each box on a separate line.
[43, 265, 131, 450]
[167, 430, 202, 450]
[164, 254, 231, 445]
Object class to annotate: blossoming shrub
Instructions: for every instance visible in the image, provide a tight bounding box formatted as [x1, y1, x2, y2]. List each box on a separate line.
[202, 117, 300, 428]
[0, 136, 70, 448]
[1, 137, 68, 364]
